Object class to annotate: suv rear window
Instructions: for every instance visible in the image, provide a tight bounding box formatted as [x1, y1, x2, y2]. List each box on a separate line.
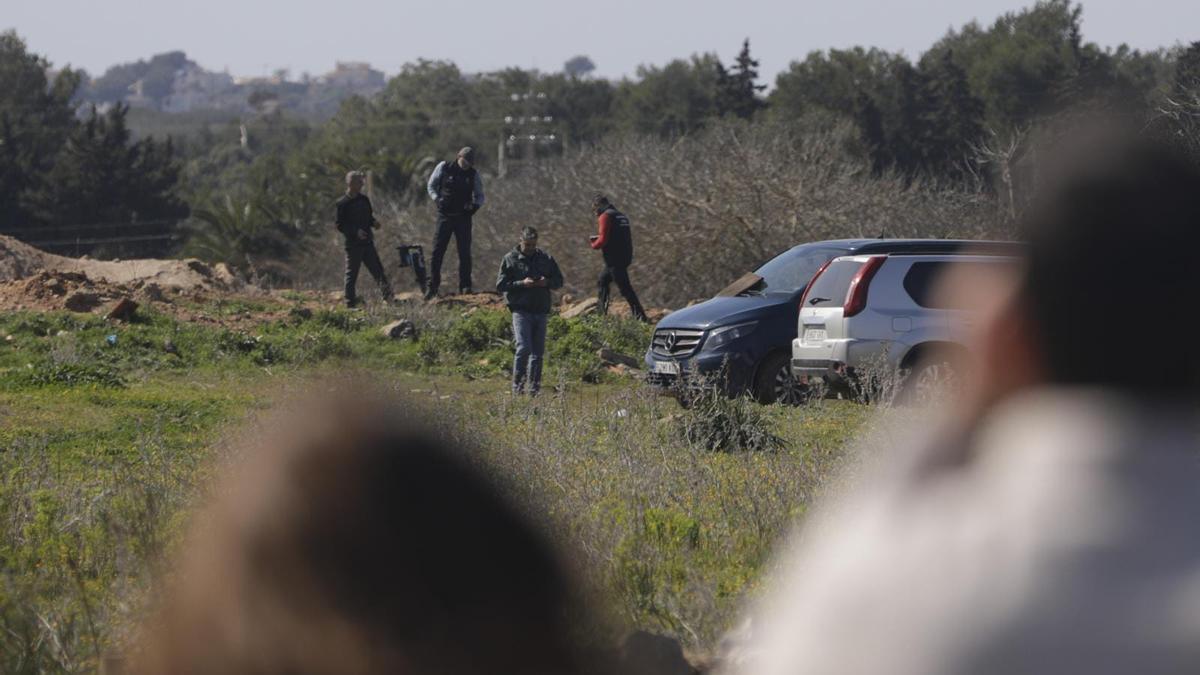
[804, 259, 864, 308]
[903, 261, 1015, 309]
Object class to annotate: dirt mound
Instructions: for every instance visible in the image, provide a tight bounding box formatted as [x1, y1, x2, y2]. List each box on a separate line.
[0, 234, 242, 290]
[425, 291, 670, 322]
[0, 269, 181, 314]
[427, 291, 508, 311]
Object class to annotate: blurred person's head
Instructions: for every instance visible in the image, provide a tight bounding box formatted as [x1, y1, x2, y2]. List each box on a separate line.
[132, 387, 581, 675]
[592, 194, 611, 214]
[345, 170, 365, 195]
[520, 226, 539, 255]
[968, 134, 1200, 416]
[457, 146, 475, 169]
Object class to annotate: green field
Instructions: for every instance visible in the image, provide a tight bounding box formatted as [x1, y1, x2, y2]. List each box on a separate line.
[0, 297, 869, 673]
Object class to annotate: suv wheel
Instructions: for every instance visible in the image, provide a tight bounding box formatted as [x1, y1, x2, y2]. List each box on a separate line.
[754, 352, 808, 405]
[901, 359, 960, 405]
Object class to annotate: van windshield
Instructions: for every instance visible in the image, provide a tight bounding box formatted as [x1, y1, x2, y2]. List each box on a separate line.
[751, 247, 847, 295]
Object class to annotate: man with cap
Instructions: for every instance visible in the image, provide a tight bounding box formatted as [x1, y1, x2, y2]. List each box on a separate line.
[425, 147, 485, 299]
[335, 170, 392, 307]
[589, 194, 648, 322]
[496, 226, 564, 396]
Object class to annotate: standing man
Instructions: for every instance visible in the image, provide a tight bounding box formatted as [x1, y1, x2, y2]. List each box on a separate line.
[426, 146, 485, 299]
[335, 171, 392, 307]
[496, 227, 564, 396]
[589, 194, 648, 322]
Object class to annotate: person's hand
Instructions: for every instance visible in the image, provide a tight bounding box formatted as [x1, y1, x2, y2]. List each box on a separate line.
[589, 235, 599, 243]
[521, 277, 536, 287]
[357, 230, 369, 240]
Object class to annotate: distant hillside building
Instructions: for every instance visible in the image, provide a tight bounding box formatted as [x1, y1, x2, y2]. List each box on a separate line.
[322, 62, 385, 91]
[163, 65, 236, 113]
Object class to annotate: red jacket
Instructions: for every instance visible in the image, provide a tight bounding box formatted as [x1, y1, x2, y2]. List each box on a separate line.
[590, 211, 613, 250]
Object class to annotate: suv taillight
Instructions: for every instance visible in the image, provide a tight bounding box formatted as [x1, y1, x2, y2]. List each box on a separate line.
[798, 259, 833, 312]
[843, 256, 886, 317]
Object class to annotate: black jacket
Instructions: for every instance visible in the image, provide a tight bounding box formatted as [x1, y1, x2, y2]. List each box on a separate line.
[335, 193, 376, 246]
[496, 247, 564, 314]
[599, 206, 633, 267]
[436, 161, 479, 216]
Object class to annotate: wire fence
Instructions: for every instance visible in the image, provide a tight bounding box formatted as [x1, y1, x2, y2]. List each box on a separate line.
[1, 220, 180, 258]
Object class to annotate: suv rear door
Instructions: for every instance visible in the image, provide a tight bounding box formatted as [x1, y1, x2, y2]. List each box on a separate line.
[796, 256, 875, 354]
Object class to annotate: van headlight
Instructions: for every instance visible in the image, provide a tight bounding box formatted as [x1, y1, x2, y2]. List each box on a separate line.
[701, 321, 758, 352]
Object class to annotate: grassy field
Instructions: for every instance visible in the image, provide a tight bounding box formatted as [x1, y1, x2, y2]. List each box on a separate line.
[0, 296, 870, 672]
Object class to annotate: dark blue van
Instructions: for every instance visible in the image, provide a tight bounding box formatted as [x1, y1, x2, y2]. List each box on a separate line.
[644, 239, 1020, 404]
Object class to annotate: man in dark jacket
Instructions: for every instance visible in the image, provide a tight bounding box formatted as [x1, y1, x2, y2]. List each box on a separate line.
[426, 146, 485, 299]
[336, 171, 392, 307]
[496, 227, 564, 395]
[589, 194, 647, 322]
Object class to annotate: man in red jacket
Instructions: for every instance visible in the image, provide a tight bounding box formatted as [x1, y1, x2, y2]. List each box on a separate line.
[589, 194, 648, 322]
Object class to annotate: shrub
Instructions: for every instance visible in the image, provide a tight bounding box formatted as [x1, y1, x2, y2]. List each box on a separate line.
[677, 388, 785, 453]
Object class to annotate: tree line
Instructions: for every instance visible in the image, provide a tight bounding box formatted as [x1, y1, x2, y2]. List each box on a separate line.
[2, 0, 1199, 270]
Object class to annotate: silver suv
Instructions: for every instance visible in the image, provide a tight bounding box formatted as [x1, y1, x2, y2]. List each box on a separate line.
[791, 253, 1019, 394]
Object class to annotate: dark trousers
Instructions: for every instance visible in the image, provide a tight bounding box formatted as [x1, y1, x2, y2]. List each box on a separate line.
[429, 213, 473, 292]
[597, 265, 647, 321]
[344, 241, 392, 305]
[512, 310, 548, 394]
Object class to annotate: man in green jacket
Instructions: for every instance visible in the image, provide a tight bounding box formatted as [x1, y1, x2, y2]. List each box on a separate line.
[496, 226, 564, 395]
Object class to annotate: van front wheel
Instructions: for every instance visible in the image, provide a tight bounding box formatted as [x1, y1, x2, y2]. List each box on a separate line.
[754, 352, 808, 406]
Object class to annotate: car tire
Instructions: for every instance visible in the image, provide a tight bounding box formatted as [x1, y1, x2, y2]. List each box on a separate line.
[753, 351, 809, 406]
[900, 357, 960, 406]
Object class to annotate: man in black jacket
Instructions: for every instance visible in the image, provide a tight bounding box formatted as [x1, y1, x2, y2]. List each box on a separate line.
[335, 171, 392, 307]
[589, 194, 648, 322]
[426, 147, 485, 299]
[496, 227, 564, 395]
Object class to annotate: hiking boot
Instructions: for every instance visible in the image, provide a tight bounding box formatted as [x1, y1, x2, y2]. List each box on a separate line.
[459, 286, 473, 295]
[423, 287, 437, 301]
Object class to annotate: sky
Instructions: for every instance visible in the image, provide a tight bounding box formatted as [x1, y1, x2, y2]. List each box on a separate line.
[6, 0, 1198, 82]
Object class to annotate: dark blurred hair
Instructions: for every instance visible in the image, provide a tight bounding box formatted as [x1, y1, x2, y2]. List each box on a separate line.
[133, 390, 580, 674]
[1018, 134, 1200, 397]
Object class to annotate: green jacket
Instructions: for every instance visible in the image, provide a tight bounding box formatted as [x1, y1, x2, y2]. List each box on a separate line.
[496, 247, 564, 314]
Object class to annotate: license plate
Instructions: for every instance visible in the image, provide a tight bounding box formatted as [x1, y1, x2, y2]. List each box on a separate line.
[803, 328, 827, 343]
[653, 360, 681, 375]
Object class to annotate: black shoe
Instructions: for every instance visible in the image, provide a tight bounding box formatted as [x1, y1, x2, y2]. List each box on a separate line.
[423, 287, 437, 301]
[345, 297, 361, 309]
[459, 287, 473, 295]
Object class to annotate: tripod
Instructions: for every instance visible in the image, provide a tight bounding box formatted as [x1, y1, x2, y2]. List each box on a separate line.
[396, 244, 429, 290]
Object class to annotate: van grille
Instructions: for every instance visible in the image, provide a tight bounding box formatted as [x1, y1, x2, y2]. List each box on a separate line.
[651, 329, 705, 357]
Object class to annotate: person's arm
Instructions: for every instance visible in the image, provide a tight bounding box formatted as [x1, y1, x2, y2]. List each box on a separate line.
[496, 256, 521, 293]
[545, 255, 564, 290]
[366, 196, 381, 229]
[427, 162, 444, 201]
[472, 172, 485, 209]
[590, 212, 611, 250]
[335, 200, 347, 234]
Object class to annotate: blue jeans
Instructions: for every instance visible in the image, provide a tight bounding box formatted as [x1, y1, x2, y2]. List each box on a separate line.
[512, 310, 548, 394]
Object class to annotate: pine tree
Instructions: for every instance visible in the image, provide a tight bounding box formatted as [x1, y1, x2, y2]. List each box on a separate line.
[717, 39, 767, 119]
[919, 50, 986, 177]
[0, 31, 80, 230]
[1174, 41, 1200, 95]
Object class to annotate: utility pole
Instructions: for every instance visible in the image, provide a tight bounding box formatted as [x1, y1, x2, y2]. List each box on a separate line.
[500, 90, 562, 175]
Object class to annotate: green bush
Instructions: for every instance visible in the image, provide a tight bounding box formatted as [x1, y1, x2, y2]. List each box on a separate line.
[8, 360, 127, 388]
[678, 389, 785, 453]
